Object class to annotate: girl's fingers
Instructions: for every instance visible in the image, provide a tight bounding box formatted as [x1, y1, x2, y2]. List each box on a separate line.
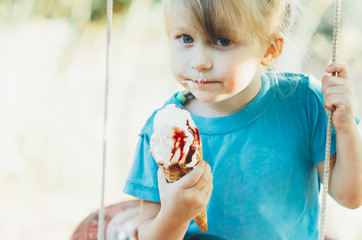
[322, 75, 353, 88]
[177, 161, 206, 189]
[157, 168, 168, 186]
[322, 85, 353, 97]
[203, 180, 213, 203]
[321, 76, 353, 98]
[325, 62, 348, 79]
[323, 93, 342, 110]
[185, 164, 213, 204]
[323, 93, 353, 111]
[191, 163, 212, 191]
[158, 161, 210, 190]
[201, 172, 213, 199]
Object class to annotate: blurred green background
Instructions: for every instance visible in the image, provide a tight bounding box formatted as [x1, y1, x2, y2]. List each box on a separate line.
[0, 0, 361, 239]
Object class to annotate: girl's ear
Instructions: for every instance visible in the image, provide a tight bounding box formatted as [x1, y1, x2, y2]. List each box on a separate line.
[261, 37, 284, 66]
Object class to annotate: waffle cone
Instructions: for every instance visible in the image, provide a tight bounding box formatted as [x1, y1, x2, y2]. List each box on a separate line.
[194, 208, 208, 232]
[160, 165, 193, 183]
[158, 147, 208, 232]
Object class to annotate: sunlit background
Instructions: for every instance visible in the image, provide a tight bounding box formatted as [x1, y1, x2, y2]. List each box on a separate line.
[0, 0, 361, 239]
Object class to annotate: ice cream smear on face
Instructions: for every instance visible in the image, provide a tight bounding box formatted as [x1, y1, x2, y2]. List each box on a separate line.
[150, 104, 201, 169]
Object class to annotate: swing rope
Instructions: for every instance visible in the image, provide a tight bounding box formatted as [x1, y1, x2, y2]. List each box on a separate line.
[97, 0, 113, 239]
[319, 0, 341, 239]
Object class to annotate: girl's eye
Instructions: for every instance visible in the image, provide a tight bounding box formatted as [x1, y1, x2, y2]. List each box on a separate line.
[179, 34, 194, 44]
[216, 38, 233, 47]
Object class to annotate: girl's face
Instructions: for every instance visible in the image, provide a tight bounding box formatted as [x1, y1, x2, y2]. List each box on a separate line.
[169, 18, 268, 105]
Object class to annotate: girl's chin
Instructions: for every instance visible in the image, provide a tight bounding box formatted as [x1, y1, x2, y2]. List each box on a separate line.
[189, 91, 224, 103]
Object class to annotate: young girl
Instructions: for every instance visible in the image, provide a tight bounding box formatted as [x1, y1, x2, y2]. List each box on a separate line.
[123, 0, 362, 239]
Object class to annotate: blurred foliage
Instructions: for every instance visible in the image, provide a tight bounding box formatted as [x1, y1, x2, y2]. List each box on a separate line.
[315, 5, 335, 40]
[0, 0, 162, 22]
[91, 0, 132, 21]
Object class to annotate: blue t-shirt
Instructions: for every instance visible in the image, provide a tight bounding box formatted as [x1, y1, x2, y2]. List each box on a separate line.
[123, 72, 338, 240]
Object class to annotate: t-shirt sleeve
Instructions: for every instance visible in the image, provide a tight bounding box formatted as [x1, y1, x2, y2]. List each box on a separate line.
[306, 75, 337, 165]
[123, 132, 160, 202]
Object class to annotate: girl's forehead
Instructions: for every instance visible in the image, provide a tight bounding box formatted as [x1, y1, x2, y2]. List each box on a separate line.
[169, 19, 200, 33]
[167, 10, 206, 34]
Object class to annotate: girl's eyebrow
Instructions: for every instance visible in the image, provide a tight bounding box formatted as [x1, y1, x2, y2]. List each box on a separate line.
[171, 26, 190, 32]
[170, 22, 195, 32]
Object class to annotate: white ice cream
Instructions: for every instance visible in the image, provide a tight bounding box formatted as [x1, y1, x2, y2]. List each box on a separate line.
[150, 104, 201, 169]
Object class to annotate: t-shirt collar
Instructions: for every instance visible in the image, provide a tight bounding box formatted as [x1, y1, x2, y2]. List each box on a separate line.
[167, 72, 277, 134]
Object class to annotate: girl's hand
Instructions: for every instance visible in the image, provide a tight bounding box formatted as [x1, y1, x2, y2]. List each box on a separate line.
[322, 62, 355, 133]
[157, 161, 213, 224]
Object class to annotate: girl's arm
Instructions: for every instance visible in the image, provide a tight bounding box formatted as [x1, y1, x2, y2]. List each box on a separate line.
[316, 63, 362, 209]
[138, 161, 213, 240]
[316, 123, 362, 209]
[138, 200, 190, 240]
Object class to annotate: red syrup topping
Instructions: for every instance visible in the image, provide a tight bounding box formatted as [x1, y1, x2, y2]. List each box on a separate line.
[171, 128, 187, 163]
[169, 120, 201, 167]
[186, 120, 200, 144]
[185, 146, 196, 164]
[185, 120, 200, 164]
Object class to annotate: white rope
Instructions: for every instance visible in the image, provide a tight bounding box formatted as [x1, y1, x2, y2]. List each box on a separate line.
[97, 0, 113, 239]
[319, 1, 341, 239]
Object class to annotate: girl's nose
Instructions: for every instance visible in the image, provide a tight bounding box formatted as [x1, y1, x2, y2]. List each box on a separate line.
[190, 47, 213, 71]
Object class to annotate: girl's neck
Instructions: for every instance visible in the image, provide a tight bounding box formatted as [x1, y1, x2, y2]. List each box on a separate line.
[184, 75, 262, 118]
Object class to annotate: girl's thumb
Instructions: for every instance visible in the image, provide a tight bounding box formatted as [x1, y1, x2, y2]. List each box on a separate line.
[177, 161, 206, 188]
[157, 168, 167, 186]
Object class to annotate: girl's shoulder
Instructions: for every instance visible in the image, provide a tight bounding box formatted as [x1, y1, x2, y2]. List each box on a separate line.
[263, 71, 322, 97]
[139, 110, 157, 137]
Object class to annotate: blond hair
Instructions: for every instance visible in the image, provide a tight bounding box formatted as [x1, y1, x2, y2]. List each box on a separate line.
[164, 0, 298, 45]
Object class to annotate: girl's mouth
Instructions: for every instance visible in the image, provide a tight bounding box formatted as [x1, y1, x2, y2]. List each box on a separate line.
[192, 78, 208, 84]
[181, 72, 219, 86]
[188, 72, 217, 85]
[181, 79, 218, 86]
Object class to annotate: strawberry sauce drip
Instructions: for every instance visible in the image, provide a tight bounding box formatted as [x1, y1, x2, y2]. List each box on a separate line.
[185, 120, 200, 164]
[185, 146, 196, 164]
[170, 120, 200, 166]
[186, 120, 200, 143]
[171, 128, 187, 163]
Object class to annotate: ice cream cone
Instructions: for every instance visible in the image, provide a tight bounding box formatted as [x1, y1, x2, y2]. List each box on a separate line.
[158, 148, 208, 232]
[194, 208, 208, 232]
[159, 164, 193, 183]
[150, 104, 208, 232]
